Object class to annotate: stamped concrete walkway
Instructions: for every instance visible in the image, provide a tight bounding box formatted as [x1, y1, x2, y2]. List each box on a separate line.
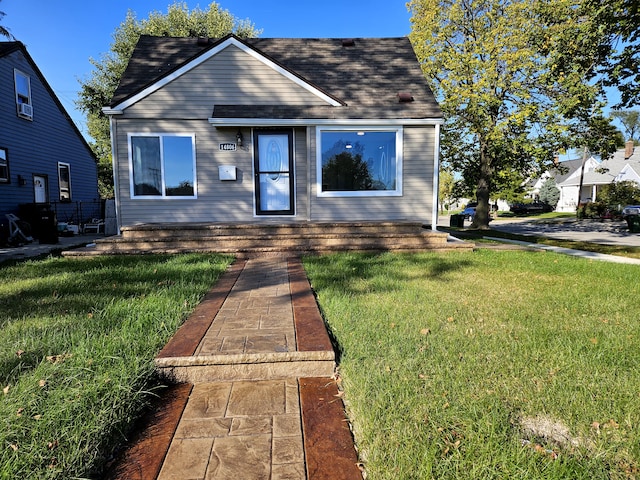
[104, 256, 362, 480]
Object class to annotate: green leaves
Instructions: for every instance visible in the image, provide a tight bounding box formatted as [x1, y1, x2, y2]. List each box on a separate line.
[76, 1, 262, 199]
[408, 0, 619, 228]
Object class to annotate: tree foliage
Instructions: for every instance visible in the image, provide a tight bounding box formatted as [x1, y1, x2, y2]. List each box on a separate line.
[408, 0, 618, 229]
[597, 180, 640, 207]
[77, 1, 261, 198]
[581, 0, 640, 108]
[438, 169, 455, 211]
[538, 177, 561, 207]
[0, 0, 12, 39]
[611, 110, 640, 142]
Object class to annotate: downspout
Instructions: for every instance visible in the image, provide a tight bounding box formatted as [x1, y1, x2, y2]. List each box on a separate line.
[306, 126, 312, 221]
[431, 123, 441, 230]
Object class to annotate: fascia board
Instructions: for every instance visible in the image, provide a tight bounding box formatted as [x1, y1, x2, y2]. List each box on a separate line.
[208, 117, 444, 127]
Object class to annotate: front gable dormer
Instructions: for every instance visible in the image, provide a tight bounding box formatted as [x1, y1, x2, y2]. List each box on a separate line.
[105, 35, 343, 117]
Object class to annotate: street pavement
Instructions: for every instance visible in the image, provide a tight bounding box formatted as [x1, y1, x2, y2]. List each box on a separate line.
[487, 217, 640, 247]
[439, 215, 640, 265]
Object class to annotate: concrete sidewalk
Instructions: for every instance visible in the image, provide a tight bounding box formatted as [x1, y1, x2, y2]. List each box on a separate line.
[0, 234, 102, 263]
[104, 256, 363, 480]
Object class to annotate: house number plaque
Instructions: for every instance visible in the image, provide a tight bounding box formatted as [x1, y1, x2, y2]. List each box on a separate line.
[219, 143, 237, 151]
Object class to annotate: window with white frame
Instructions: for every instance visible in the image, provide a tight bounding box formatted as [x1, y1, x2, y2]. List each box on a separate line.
[0, 148, 9, 183]
[14, 69, 33, 119]
[129, 134, 196, 198]
[58, 162, 71, 201]
[317, 127, 402, 196]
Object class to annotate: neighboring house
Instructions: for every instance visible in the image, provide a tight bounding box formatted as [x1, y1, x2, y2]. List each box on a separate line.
[554, 141, 640, 211]
[0, 42, 99, 236]
[103, 35, 443, 230]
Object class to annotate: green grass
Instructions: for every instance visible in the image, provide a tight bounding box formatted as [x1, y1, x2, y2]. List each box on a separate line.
[303, 251, 640, 480]
[0, 254, 232, 479]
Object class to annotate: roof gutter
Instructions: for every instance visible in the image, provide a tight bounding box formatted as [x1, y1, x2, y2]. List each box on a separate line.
[207, 117, 444, 127]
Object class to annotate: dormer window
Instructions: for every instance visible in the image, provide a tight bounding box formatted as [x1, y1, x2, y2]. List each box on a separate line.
[14, 69, 33, 120]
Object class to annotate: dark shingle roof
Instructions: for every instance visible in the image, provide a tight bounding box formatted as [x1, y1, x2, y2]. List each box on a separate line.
[110, 35, 441, 120]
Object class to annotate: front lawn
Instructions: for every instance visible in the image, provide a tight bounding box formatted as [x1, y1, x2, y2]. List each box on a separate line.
[303, 250, 640, 479]
[0, 254, 232, 479]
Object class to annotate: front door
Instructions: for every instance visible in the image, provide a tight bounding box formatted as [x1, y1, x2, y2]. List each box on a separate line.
[254, 130, 295, 215]
[33, 175, 47, 203]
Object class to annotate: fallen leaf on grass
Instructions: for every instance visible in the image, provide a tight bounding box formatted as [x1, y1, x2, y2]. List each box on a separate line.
[46, 354, 72, 364]
[38, 379, 47, 388]
[3, 385, 9, 395]
[47, 440, 58, 450]
[420, 328, 430, 335]
[16, 408, 24, 417]
[16, 350, 25, 357]
[9, 444, 18, 452]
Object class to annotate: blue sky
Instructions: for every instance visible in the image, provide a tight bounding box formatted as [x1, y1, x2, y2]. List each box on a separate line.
[2, 0, 413, 138]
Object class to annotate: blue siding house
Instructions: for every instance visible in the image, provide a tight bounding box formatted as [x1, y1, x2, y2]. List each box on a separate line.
[0, 41, 99, 241]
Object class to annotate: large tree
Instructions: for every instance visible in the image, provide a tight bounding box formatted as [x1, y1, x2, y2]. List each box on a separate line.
[611, 110, 640, 142]
[409, 0, 616, 228]
[77, 1, 261, 198]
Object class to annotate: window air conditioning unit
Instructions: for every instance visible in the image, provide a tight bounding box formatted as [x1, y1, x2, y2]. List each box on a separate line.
[19, 103, 33, 118]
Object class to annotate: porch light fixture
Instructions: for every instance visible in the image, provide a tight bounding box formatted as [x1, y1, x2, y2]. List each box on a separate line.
[236, 130, 243, 147]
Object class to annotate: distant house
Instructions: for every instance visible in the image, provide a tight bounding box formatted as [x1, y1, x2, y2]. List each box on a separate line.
[103, 35, 443, 230]
[0, 42, 99, 236]
[553, 142, 640, 211]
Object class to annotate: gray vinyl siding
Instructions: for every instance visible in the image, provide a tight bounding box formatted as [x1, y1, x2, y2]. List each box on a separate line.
[115, 120, 309, 226]
[0, 48, 98, 220]
[309, 126, 435, 222]
[122, 45, 331, 120]
[115, 121, 435, 226]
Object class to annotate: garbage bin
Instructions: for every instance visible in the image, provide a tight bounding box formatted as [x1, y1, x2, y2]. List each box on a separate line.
[627, 215, 640, 233]
[38, 208, 58, 244]
[449, 214, 464, 227]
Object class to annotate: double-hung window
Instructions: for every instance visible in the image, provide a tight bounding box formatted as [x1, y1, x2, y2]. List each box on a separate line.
[0, 148, 9, 183]
[316, 127, 402, 197]
[14, 69, 33, 119]
[58, 162, 71, 201]
[129, 134, 196, 198]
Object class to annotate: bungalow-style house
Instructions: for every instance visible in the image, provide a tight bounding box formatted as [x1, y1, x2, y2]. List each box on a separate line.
[0, 42, 99, 240]
[551, 142, 640, 211]
[103, 35, 443, 232]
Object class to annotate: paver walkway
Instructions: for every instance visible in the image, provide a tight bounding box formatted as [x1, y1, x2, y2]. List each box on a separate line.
[105, 256, 362, 480]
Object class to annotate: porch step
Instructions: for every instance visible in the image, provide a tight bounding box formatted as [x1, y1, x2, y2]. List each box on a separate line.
[63, 222, 474, 256]
[155, 351, 336, 383]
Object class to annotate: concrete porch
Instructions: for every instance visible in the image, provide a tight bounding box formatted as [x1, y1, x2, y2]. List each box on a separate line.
[63, 221, 473, 256]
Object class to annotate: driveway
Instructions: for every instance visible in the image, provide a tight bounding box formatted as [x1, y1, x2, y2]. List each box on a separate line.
[486, 217, 640, 247]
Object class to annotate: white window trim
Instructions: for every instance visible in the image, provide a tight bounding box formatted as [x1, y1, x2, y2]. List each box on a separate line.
[0, 147, 8, 183]
[127, 133, 198, 199]
[316, 126, 403, 197]
[14, 69, 33, 119]
[57, 162, 71, 201]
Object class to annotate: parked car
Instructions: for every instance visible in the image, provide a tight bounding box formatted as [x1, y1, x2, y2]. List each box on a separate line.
[461, 202, 478, 220]
[621, 205, 640, 218]
[510, 201, 554, 215]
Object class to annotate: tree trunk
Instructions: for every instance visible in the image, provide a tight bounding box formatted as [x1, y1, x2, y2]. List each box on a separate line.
[470, 141, 492, 229]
